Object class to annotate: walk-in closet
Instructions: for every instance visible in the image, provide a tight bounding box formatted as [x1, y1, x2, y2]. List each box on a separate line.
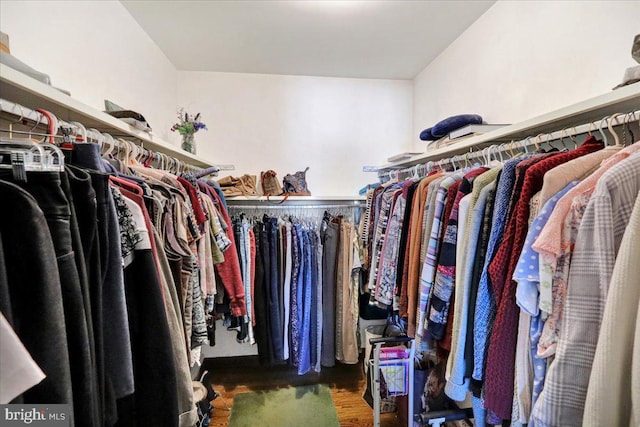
[1, 1, 639, 426]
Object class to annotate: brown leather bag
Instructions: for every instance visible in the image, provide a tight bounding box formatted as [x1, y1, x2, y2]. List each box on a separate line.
[218, 174, 258, 197]
[260, 170, 283, 196]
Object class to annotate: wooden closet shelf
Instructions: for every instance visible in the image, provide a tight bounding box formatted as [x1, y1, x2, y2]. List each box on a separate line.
[377, 83, 640, 171]
[0, 63, 218, 168]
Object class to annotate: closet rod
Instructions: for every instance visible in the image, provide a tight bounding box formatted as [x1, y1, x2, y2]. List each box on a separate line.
[379, 110, 639, 180]
[228, 204, 365, 210]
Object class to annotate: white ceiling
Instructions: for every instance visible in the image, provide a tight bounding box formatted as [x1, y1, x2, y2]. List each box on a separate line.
[121, 0, 495, 80]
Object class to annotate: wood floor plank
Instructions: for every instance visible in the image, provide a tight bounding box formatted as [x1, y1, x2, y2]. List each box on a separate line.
[200, 356, 404, 427]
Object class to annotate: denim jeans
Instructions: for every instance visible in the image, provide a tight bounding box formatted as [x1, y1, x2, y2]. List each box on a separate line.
[297, 227, 313, 375]
[240, 219, 254, 343]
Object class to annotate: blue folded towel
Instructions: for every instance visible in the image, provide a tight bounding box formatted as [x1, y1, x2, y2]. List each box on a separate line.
[431, 114, 483, 138]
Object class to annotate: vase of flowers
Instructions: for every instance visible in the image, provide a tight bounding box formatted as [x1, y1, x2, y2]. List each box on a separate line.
[171, 109, 207, 154]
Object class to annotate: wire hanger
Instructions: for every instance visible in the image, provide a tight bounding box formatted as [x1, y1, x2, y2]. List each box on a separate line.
[622, 111, 636, 145]
[3, 102, 25, 139]
[567, 126, 578, 149]
[548, 130, 564, 151]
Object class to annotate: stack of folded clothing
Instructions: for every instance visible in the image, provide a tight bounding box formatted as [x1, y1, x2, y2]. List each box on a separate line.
[419, 114, 483, 149]
[0, 31, 70, 95]
[104, 100, 153, 132]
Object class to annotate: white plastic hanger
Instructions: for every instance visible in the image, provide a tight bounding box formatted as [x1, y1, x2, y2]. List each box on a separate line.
[598, 116, 610, 146]
[607, 113, 623, 146]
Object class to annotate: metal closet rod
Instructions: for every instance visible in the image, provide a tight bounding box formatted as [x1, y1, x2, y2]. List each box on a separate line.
[228, 204, 364, 210]
[379, 110, 640, 180]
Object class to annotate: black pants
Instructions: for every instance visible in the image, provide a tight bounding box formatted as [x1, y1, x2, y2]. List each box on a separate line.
[266, 217, 284, 361]
[253, 222, 273, 366]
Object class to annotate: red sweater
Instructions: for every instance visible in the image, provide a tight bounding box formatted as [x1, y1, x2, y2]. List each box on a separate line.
[198, 182, 247, 316]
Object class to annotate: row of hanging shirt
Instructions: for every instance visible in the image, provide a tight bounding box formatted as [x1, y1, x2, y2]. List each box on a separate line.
[1, 105, 243, 427]
[361, 111, 640, 427]
[227, 205, 364, 374]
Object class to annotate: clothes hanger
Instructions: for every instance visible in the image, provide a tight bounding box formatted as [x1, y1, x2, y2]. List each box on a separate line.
[449, 156, 457, 171]
[606, 113, 623, 146]
[152, 151, 162, 170]
[533, 133, 545, 152]
[109, 174, 143, 196]
[116, 138, 133, 168]
[426, 161, 434, 174]
[70, 121, 88, 144]
[508, 140, 517, 158]
[598, 116, 610, 147]
[490, 146, 498, 164]
[25, 113, 43, 142]
[34, 108, 59, 144]
[20, 113, 65, 165]
[622, 111, 637, 145]
[567, 126, 578, 149]
[558, 128, 568, 150]
[0, 114, 48, 181]
[3, 101, 25, 140]
[549, 130, 565, 151]
[84, 128, 97, 146]
[32, 109, 65, 171]
[481, 147, 490, 166]
[494, 145, 503, 161]
[160, 153, 168, 171]
[411, 165, 420, 180]
[102, 133, 115, 156]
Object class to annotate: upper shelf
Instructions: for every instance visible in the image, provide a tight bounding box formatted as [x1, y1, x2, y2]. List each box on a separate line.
[0, 63, 216, 168]
[378, 83, 640, 170]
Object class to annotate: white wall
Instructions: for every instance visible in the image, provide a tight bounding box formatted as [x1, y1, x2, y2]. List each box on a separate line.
[0, 0, 179, 144]
[177, 71, 413, 196]
[412, 0, 640, 151]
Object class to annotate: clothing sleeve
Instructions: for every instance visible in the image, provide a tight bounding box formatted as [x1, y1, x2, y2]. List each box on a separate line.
[0, 312, 46, 403]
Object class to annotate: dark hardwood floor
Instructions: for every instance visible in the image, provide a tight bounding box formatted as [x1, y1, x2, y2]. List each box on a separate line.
[199, 355, 404, 427]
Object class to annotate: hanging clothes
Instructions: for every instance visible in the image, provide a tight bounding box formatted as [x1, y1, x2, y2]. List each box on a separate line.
[362, 132, 640, 426]
[227, 207, 361, 374]
[0, 139, 248, 427]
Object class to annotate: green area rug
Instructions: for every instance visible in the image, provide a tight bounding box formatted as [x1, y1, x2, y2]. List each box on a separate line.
[228, 384, 340, 427]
